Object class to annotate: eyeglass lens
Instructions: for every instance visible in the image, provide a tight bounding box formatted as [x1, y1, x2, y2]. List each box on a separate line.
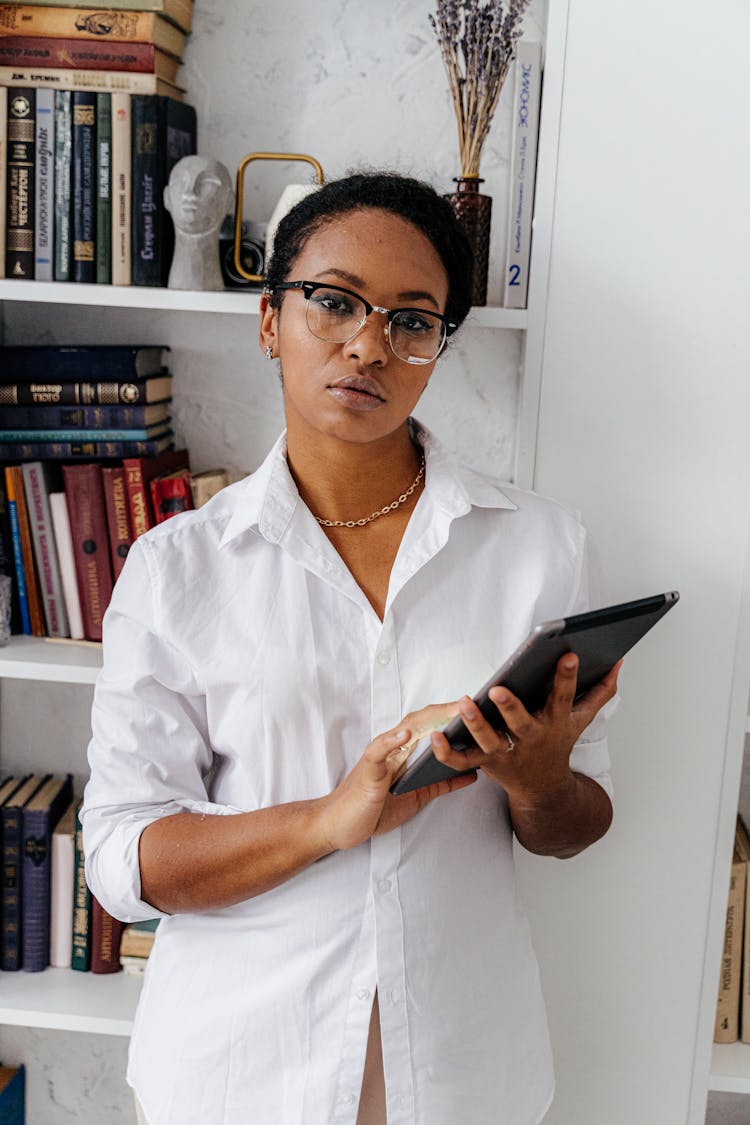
[306, 288, 445, 363]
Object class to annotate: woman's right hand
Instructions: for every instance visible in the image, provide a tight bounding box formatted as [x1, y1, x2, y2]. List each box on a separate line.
[316, 704, 478, 852]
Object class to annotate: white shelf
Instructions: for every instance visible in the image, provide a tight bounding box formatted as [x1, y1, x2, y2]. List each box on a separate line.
[710, 1042, 750, 1093]
[0, 636, 101, 684]
[0, 967, 141, 1036]
[0, 279, 528, 328]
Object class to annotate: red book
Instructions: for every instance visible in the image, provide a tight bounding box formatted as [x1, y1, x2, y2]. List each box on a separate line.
[150, 468, 193, 525]
[122, 448, 189, 539]
[90, 896, 125, 974]
[101, 465, 133, 579]
[0, 36, 180, 82]
[61, 464, 114, 641]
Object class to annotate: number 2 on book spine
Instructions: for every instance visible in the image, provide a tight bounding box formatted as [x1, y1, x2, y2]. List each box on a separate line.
[508, 264, 521, 287]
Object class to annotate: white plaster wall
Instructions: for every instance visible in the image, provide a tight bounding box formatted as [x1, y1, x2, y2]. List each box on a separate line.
[0, 2, 545, 1121]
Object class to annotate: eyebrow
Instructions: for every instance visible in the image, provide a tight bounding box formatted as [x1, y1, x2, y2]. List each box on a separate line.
[313, 268, 441, 309]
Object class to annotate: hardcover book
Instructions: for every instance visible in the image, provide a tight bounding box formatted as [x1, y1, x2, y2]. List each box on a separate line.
[71, 88, 96, 283]
[21, 460, 70, 636]
[49, 796, 77, 967]
[0, 343, 167, 377]
[5, 85, 35, 279]
[0, 37, 181, 83]
[0, 8, 188, 60]
[6, 0, 195, 35]
[715, 843, 746, 1043]
[5, 463, 45, 636]
[96, 89, 111, 283]
[0, 471, 23, 632]
[0, 1064, 25, 1125]
[49, 489, 84, 639]
[0, 431, 174, 458]
[110, 89, 131, 284]
[0, 64, 185, 98]
[191, 467, 229, 508]
[21, 771, 73, 971]
[101, 464, 133, 577]
[1, 773, 48, 971]
[0, 400, 171, 427]
[150, 465, 192, 523]
[123, 445, 188, 537]
[0, 371, 172, 406]
[0, 86, 7, 278]
[33, 84, 54, 278]
[91, 894, 125, 973]
[62, 461, 113, 640]
[503, 40, 543, 310]
[53, 87, 71, 279]
[71, 802, 91, 970]
[4, 464, 32, 633]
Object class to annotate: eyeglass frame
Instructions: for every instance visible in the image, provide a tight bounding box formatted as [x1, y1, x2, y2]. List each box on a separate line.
[267, 280, 459, 365]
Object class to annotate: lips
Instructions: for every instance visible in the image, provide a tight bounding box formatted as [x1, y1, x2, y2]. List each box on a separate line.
[328, 374, 385, 401]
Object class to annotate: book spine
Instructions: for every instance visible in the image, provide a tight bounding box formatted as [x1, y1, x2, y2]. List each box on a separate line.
[1, 806, 24, 969]
[110, 90, 130, 284]
[4, 469, 31, 634]
[123, 459, 150, 537]
[0, 87, 7, 277]
[0, 65, 182, 96]
[0, 436, 173, 458]
[8, 464, 45, 636]
[21, 462, 69, 636]
[53, 88, 71, 280]
[71, 806, 91, 971]
[130, 94, 160, 286]
[101, 465, 133, 578]
[71, 89, 96, 282]
[21, 806, 51, 971]
[62, 463, 113, 641]
[1, 427, 159, 440]
[95, 91, 111, 283]
[33, 84, 53, 278]
[90, 895, 125, 973]
[0, 9, 182, 48]
[5, 85, 35, 279]
[503, 41, 543, 310]
[49, 822, 75, 968]
[0, 380, 160, 405]
[0, 0, 193, 28]
[0, 343, 165, 377]
[0, 37, 159, 73]
[0, 402, 162, 426]
[49, 491, 84, 640]
[0, 1064, 25, 1124]
[160, 95, 195, 283]
[0, 469, 23, 633]
[715, 861, 747, 1042]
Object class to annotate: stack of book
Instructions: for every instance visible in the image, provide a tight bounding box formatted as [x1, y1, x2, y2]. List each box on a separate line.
[0, 0, 196, 285]
[119, 917, 159, 975]
[714, 815, 750, 1044]
[0, 777, 140, 974]
[0, 342, 229, 641]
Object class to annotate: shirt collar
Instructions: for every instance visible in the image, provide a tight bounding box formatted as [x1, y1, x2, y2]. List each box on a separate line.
[218, 419, 517, 550]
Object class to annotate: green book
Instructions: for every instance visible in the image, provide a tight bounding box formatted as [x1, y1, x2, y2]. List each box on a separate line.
[71, 803, 91, 971]
[96, 92, 112, 285]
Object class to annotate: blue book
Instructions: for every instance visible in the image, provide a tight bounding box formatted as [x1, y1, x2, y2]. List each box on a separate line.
[4, 468, 31, 635]
[0, 426, 170, 443]
[0, 402, 171, 430]
[0, 1064, 25, 1124]
[22, 773, 74, 972]
[0, 433, 174, 461]
[0, 345, 167, 381]
[2, 775, 48, 972]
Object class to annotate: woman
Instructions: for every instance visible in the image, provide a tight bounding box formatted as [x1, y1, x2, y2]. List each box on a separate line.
[82, 172, 618, 1125]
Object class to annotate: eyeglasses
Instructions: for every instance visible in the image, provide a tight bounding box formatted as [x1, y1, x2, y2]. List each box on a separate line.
[269, 280, 458, 365]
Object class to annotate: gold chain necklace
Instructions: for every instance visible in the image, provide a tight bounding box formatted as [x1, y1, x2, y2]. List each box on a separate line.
[314, 453, 426, 528]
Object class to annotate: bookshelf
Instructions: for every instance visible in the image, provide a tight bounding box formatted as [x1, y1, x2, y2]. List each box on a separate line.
[0, 966, 140, 1037]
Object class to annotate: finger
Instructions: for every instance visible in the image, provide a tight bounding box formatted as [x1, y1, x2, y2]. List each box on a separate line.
[370, 726, 410, 771]
[409, 767, 478, 809]
[572, 660, 622, 727]
[486, 685, 535, 739]
[430, 730, 488, 772]
[546, 653, 579, 717]
[456, 695, 515, 754]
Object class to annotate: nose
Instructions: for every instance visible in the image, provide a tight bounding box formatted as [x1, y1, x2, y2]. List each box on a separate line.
[342, 311, 390, 367]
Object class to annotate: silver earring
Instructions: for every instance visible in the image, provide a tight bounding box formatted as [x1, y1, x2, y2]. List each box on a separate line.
[264, 346, 274, 360]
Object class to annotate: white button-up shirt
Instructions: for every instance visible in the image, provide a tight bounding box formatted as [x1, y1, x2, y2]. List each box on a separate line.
[82, 422, 613, 1125]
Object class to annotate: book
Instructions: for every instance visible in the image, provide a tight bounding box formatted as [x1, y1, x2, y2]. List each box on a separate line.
[0, 400, 171, 428]
[131, 93, 196, 286]
[21, 772, 73, 971]
[0, 432, 175, 458]
[150, 465, 192, 523]
[0, 343, 167, 378]
[71, 88, 96, 283]
[120, 916, 159, 958]
[5, 463, 45, 636]
[101, 464, 132, 578]
[62, 461, 113, 640]
[0, 1065, 25, 1125]
[33, 84, 53, 279]
[95, 90, 110, 283]
[0, 470, 23, 633]
[123, 445, 188, 537]
[49, 490, 84, 638]
[0, 371, 172, 406]
[0, 65, 185, 98]
[110, 90, 130, 284]
[0, 8, 188, 61]
[503, 40, 543, 310]
[4, 464, 31, 633]
[715, 842, 747, 1043]
[190, 467, 229, 508]
[0, 423, 171, 441]
[71, 802, 90, 970]
[0, 86, 6, 277]
[1, 773, 47, 970]
[21, 460, 69, 636]
[0, 37, 181, 83]
[91, 895, 125, 973]
[52, 87, 71, 279]
[7, 0, 195, 35]
[5, 85, 35, 279]
[49, 796, 77, 967]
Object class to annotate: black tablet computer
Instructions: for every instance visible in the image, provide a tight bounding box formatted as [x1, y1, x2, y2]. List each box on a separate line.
[389, 590, 679, 796]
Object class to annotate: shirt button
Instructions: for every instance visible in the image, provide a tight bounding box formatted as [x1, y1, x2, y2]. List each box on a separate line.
[389, 988, 399, 1005]
[377, 878, 392, 894]
[357, 988, 371, 1001]
[344, 1093, 356, 1106]
[376, 650, 391, 666]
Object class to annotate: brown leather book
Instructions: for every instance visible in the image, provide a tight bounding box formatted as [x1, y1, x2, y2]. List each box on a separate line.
[61, 463, 113, 641]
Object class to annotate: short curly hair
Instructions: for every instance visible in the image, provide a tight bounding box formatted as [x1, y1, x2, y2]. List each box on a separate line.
[264, 171, 474, 331]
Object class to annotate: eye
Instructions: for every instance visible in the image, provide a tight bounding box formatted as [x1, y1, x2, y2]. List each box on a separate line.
[393, 310, 439, 335]
[310, 289, 357, 317]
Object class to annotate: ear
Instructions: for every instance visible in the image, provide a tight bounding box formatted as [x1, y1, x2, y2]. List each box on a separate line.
[259, 293, 279, 359]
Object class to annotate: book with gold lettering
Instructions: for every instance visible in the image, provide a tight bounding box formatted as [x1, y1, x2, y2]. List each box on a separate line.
[71, 88, 96, 282]
[62, 461, 113, 640]
[5, 85, 35, 278]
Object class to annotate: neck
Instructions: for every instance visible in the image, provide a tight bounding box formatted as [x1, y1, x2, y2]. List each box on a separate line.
[285, 421, 422, 524]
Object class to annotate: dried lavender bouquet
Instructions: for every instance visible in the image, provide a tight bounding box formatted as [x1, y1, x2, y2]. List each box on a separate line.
[430, 0, 531, 177]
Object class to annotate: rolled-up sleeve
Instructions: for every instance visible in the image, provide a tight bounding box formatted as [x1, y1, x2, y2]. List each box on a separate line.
[81, 536, 241, 922]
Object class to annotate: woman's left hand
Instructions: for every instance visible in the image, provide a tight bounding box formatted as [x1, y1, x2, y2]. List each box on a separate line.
[430, 653, 621, 803]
